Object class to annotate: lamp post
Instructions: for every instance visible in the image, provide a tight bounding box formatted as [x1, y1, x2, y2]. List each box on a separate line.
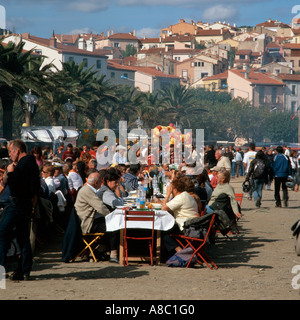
[64, 99, 76, 126]
[23, 89, 38, 126]
[135, 116, 143, 129]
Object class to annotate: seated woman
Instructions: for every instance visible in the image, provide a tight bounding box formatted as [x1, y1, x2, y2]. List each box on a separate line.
[97, 168, 124, 211]
[206, 169, 242, 220]
[161, 175, 199, 256]
[180, 175, 202, 215]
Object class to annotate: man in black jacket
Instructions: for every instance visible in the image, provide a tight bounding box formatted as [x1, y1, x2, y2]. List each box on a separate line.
[0, 140, 40, 280]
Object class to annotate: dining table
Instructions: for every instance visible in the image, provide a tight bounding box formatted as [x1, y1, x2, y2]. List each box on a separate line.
[105, 204, 175, 265]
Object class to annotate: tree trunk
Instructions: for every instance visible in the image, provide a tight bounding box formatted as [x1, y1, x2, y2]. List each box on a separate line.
[0, 90, 15, 140]
[104, 117, 110, 129]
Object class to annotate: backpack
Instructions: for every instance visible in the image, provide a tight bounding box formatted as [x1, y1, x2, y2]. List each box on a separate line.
[253, 160, 266, 179]
[166, 247, 197, 267]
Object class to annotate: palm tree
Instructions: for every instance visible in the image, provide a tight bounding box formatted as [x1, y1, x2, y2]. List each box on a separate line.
[0, 39, 36, 139]
[133, 91, 163, 133]
[38, 61, 97, 126]
[83, 75, 119, 129]
[115, 85, 145, 125]
[159, 84, 207, 128]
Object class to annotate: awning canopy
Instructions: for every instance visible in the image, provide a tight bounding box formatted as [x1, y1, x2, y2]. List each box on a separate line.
[22, 128, 79, 143]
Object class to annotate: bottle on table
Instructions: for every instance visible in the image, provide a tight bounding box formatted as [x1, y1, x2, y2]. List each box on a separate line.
[137, 181, 146, 209]
[152, 174, 159, 195]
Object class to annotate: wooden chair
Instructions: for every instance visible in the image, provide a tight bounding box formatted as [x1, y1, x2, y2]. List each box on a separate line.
[123, 210, 155, 266]
[171, 214, 218, 269]
[71, 232, 104, 262]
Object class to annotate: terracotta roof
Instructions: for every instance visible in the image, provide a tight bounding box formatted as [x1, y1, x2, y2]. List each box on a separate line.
[276, 73, 300, 81]
[162, 34, 194, 42]
[195, 29, 230, 36]
[55, 34, 80, 45]
[140, 38, 160, 43]
[256, 20, 290, 28]
[201, 70, 228, 81]
[236, 49, 252, 55]
[230, 69, 285, 86]
[108, 33, 139, 41]
[282, 43, 300, 49]
[19, 34, 108, 58]
[108, 61, 180, 78]
[266, 42, 281, 48]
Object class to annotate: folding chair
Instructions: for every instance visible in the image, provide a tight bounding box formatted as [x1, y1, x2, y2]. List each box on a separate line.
[235, 193, 243, 207]
[123, 210, 155, 266]
[172, 214, 218, 269]
[70, 232, 104, 262]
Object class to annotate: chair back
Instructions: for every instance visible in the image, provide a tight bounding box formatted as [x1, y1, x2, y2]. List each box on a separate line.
[234, 193, 243, 206]
[125, 210, 155, 228]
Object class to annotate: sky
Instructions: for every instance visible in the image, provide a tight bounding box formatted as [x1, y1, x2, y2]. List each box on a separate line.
[0, 0, 298, 39]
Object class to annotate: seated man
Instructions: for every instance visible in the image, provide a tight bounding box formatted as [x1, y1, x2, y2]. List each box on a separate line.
[74, 172, 119, 263]
[98, 168, 124, 211]
[206, 169, 242, 221]
[215, 150, 231, 172]
[123, 164, 141, 192]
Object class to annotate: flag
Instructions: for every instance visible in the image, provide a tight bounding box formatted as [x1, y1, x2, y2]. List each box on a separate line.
[292, 107, 300, 120]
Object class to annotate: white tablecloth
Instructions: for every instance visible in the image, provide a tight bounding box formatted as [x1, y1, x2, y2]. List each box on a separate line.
[105, 209, 175, 232]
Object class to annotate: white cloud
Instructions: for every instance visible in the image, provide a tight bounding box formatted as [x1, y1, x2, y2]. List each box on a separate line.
[135, 27, 160, 38]
[7, 17, 33, 32]
[202, 5, 239, 22]
[65, 0, 110, 12]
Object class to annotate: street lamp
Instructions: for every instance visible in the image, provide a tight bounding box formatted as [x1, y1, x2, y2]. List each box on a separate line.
[64, 98, 76, 126]
[23, 89, 38, 126]
[135, 116, 143, 129]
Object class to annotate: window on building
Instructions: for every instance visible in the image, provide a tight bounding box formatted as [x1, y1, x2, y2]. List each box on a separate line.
[34, 49, 42, 55]
[291, 101, 297, 114]
[114, 42, 119, 48]
[83, 58, 88, 67]
[68, 56, 74, 62]
[259, 86, 265, 104]
[271, 87, 277, 104]
[182, 70, 188, 79]
[111, 72, 115, 78]
[291, 60, 294, 67]
[240, 54, 245, 60]
[292, 85, 296, 95]
[96, 60, 102, 69]
[123, 73, 128, 78]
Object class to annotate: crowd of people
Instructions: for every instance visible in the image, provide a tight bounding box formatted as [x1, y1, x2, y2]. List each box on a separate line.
[0, 138, 297, 280]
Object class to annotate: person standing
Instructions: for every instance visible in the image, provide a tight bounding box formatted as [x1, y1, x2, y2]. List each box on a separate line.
[234, 148, 243, 178]
[0, 140, 41, 280]
[243, 143, 257, 200]
[271, 146, 292, 208]
[245, 150, 268, 208]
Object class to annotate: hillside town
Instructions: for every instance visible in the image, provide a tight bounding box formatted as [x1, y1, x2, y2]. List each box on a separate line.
[2, 17, 300, 113]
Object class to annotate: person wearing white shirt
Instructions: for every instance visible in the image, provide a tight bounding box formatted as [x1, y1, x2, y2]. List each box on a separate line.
[67, 162, 83, 192]
[243, 143, 257, 174]
[243, 143, 257, 200]
[41, 164, 56, 195]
